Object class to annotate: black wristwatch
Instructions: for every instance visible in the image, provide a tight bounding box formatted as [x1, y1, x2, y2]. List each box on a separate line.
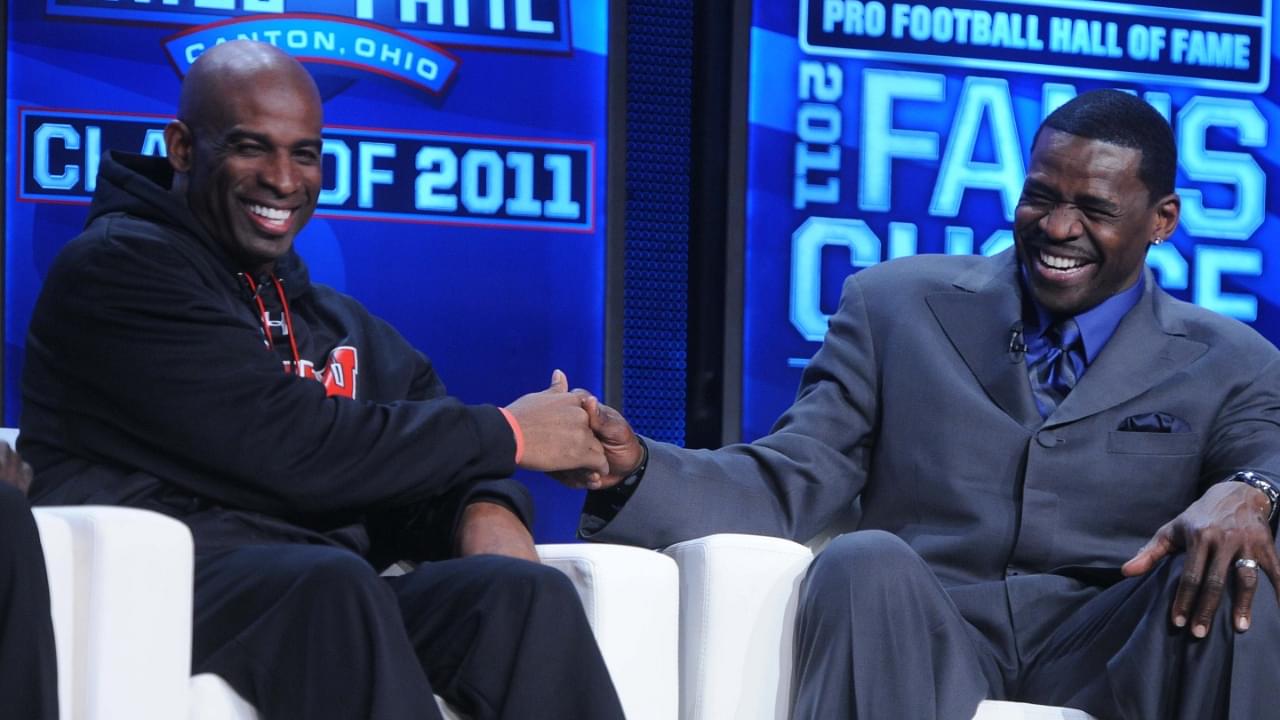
[1229, 471, 1279, 523]
[618, 438, 649, 489]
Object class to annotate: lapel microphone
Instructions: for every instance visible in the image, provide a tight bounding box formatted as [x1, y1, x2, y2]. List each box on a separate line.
[1008, 322, 1027, 363]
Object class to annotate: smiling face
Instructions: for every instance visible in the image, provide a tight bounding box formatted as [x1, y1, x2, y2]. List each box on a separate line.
[1014, 128, 1179, 317]
[165, 48, 323, 275]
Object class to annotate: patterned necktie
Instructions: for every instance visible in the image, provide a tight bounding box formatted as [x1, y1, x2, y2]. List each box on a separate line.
[1028, 318, 1084, 418]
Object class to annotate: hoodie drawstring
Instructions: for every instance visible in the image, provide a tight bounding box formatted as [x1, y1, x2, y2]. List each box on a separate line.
[242, 273, 302, 375]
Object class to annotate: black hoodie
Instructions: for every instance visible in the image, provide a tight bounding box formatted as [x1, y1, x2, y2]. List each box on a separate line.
[21, 151, 531, 561]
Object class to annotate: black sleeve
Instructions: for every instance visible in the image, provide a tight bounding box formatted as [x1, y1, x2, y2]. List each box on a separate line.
[579, 438, 648, 536]
[366, 477, 534, 565]
[25, 223, 517, 516]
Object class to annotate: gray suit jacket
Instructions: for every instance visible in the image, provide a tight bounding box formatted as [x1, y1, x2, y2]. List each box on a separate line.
[585, 250, 1280, 643]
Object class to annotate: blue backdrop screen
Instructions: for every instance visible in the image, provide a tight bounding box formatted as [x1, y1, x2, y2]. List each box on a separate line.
[742, 0, 1279, 441]
[7, 0, 609, 541]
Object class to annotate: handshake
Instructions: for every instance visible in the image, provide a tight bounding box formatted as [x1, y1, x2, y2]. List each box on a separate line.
[503, 370, 643, 491]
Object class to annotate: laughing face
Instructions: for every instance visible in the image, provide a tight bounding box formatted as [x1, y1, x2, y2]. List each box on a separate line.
[1014, 128, 1179, 317]
[166, 61, 323, 275]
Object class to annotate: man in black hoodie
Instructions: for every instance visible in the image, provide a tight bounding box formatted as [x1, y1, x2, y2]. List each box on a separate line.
[21, 40, 624, 720]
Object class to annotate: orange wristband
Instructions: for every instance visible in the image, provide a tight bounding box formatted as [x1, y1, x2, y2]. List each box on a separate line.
[498, 407, 524, 465]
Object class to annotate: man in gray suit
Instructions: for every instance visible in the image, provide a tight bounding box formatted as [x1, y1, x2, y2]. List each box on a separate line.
[567, 89, 1280, 718]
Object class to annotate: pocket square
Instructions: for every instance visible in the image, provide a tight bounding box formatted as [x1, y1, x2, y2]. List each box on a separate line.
[1117, 412, 1190, 433]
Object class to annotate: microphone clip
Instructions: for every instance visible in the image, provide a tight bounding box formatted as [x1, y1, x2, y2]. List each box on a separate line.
[1008, 323, 1027, 363]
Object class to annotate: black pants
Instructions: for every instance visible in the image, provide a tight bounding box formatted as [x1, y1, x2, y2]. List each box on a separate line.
[0, 483, 58, 720]
[192, 544, 625, 720]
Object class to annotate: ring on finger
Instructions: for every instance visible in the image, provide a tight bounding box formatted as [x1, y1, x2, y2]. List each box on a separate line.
[1236, 558, 1259, 570]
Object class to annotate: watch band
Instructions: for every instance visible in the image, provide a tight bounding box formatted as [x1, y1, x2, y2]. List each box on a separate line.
[1229, 471, 1279, 522]
[618, 437, 649, 489]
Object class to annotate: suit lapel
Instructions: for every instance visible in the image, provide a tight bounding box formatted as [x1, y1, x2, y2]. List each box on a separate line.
[1045, 273, 1207, 427]
[926, 252, 1042, 429]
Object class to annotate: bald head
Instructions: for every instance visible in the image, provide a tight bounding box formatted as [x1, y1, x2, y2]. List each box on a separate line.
[179, 41, 321, 135]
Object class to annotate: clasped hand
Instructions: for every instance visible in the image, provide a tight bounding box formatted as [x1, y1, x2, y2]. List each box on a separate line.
[553, 392, 643, 492]
[504, 370, 609, 476]
[1122, 481, 1279, 635]
[458, 371, 638, 565]
[503, 370, 644, 491]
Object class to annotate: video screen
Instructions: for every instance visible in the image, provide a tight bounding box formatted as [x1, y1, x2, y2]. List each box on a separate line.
[741, 0, 1277, 440]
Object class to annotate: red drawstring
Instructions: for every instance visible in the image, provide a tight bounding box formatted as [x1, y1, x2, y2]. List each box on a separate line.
[243, 273, 302, 376]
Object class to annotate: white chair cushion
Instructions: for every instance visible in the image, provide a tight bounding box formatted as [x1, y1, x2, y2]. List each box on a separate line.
[976, 700, 1097, 719]
[190, 672, 469, 720]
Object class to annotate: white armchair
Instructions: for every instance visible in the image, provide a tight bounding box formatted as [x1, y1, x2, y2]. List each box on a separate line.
[188, 542, 680, 720]
[10, 416, 677, 720]
[664, 533, 1097, 720]
[35, 504, 678, 720]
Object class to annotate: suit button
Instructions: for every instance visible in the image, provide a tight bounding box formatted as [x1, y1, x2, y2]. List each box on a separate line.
[1035, 431, 1059, 448]
[1007, 567, 1022, 577]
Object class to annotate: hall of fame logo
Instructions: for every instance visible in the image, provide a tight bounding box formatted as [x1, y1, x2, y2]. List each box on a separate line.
[45, 0, 571, 96]
[29, 1, 594, 231]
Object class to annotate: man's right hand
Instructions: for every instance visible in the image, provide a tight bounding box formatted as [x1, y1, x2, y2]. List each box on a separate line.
[552, 393, 644, 491]
[505, 370, 608, 476]
[0, 443, 34, 496]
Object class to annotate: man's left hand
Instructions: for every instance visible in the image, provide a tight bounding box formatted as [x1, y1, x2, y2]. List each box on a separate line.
[455, 501, 539, 563]
[0, 442, 34, 496]
[1122, 481, 1280, 636]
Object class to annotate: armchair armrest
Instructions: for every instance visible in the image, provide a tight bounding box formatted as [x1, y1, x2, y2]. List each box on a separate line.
[539, 543, 679, 720]
[32, 510, 75, 718]
[663, 533, 813, 720]
[35, 506, 194, 720]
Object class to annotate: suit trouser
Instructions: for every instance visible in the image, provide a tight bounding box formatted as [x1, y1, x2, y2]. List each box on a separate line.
[193, 545, 625, 720]
[0, 483, 59, 720]
[792, 529, 1280, 720]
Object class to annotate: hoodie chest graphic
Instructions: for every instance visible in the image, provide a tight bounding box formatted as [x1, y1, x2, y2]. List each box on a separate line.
[286, 346, 359, 400]
[241, 273, 357, 399]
